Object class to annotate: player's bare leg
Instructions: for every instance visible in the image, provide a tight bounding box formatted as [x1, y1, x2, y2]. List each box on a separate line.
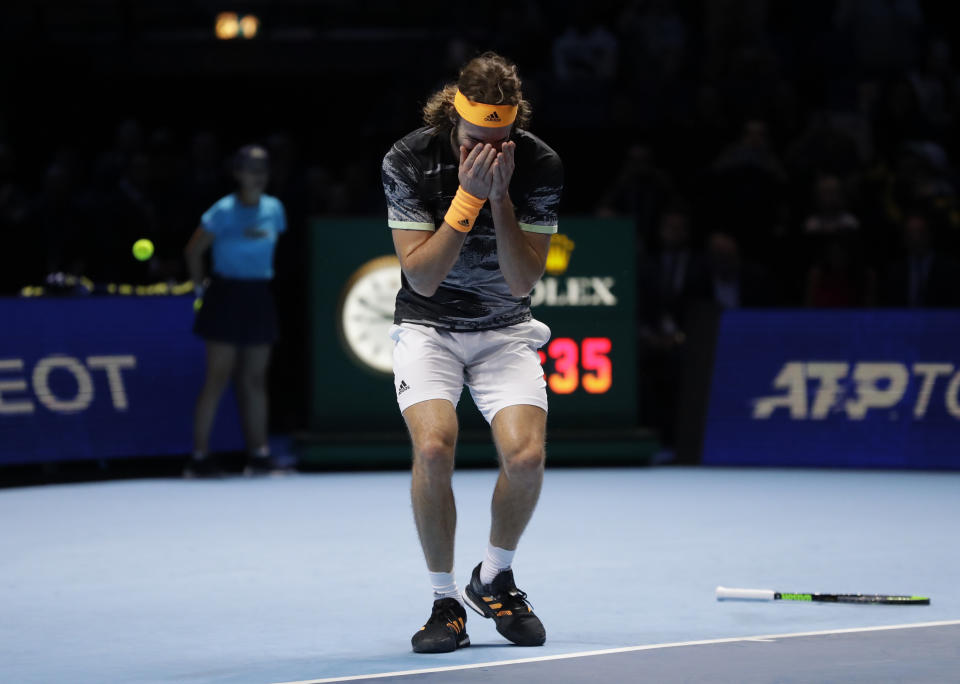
[404, 399, 470, 653]
[404, 399, 460, 572]
[462, 403, 547, 646]
[489, 404, 546, 547]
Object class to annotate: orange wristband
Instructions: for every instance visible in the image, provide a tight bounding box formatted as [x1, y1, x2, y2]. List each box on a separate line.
[444, 186, 486, 232]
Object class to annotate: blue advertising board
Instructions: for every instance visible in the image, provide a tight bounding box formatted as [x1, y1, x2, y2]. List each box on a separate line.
[1, 297, 243, 465]
[702, 310, 960, 469]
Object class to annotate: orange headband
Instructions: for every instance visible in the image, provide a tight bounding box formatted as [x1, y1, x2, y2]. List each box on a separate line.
[453, 89, 518, 128]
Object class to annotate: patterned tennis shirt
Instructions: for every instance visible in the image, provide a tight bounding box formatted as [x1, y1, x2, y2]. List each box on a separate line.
[382, 126, 563, 331]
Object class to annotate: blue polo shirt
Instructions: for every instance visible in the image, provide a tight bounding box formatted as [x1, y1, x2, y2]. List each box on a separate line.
[201, 193, 286, 280]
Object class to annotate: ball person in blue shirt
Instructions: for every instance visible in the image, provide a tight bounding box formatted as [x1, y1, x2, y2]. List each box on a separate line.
[183, 144, 286, 476]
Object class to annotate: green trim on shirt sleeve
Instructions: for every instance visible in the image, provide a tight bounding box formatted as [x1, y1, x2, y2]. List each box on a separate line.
[388, 220, 436, 231]
[519, 223, 558, 234]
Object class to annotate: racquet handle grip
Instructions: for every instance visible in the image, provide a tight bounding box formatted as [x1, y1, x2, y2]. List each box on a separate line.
[716, 586, 775, 601]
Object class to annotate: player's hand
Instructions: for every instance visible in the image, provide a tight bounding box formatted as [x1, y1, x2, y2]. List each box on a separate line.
[489, 141, 515, 202]
[459, 143, 497, 199]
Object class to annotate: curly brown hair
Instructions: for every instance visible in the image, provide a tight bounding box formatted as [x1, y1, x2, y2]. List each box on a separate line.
[422, 52, 533, 131]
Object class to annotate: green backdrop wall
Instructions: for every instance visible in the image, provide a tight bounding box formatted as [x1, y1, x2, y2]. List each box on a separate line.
[305, 217, 654, 466]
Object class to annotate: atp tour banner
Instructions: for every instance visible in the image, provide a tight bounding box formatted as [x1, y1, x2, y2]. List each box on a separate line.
[0, 297, 243, 465]
[701, 310, 960, 469]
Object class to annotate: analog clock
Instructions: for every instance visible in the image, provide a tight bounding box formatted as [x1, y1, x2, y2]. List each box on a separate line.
[337, 254, 402, 375]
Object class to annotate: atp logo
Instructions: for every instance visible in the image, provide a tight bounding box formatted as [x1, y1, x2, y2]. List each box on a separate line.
[752, 361, 960, 420]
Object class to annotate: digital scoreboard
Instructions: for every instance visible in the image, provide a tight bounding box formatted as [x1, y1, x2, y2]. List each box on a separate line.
[309, 218, 636, 434]
[526, 219, 636, 428]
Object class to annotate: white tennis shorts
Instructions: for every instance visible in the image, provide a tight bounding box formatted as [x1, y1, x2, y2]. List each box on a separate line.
[389, 319, 551, 423]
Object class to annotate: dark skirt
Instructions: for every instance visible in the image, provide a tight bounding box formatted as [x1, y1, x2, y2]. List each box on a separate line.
[193, 277, 278, 346]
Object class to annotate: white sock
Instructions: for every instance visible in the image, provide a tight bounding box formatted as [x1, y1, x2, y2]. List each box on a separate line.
[480, 544, 515, 585]
[429, 571, 462, 604]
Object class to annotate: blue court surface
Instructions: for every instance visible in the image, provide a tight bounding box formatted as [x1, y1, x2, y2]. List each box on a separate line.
[2, 467, 958, 683]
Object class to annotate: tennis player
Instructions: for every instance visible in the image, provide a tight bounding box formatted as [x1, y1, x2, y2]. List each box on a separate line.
[183, 144, 286, 477]
[382, 52, 563, 653]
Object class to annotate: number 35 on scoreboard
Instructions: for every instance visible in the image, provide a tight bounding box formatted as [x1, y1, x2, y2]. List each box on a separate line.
[537, 337, 612, 394]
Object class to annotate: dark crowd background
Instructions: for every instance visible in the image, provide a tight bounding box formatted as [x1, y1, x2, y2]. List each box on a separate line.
[2, 0, 960, 443]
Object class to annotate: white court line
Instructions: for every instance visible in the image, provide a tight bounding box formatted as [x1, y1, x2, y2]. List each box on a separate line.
[274, 619, 960, 684]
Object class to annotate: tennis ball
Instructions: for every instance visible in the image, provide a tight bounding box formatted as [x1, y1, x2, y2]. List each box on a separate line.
[132, 238, 154, 261]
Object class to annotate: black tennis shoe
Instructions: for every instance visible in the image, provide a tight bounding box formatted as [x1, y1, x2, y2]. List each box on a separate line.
[411, 598, 470, 653]
[462, 563, 546, 646]
[182, 455, 223, 479]
[244, 452, 275, 476]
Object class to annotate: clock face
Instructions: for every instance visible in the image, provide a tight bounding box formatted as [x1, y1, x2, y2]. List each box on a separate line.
[338, 255, 403, 374]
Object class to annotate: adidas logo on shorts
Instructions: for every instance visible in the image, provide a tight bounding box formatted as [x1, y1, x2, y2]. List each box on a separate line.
[398, 380, 410, 395]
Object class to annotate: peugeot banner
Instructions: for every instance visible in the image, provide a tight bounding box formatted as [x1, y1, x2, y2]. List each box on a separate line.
[1, 297, 243, 465]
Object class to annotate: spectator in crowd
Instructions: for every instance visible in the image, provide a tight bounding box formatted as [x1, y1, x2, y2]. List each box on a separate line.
[548, 7, 620, 128]
[185, 131, 229, 213]
[895, 143, 958, 226]
[22, 162, 92, 283]
[713, 118, 787, 182]
[803, 173, 860, 234]
[701, 231, 775, 308]
[94, 119, 144, 190]
[702, 0, 769, 79]
[0, 144, 26, 223]
[636, 206, 705, 449]
[833, 0, 925, 76]
[662, 83, 732, 187]
[880, 213, 960, 307]
[595, 143, 676, 253]
[183, 144, 287, 478]
[909, 38, 959, 135]
[552, 8, 619, 83]
[617, 0, 688, 80]
[637, 207, 705, 336]
[0, 142, 30, 293]
[148, 127, 195, 282]
[325, 161, 384, 216]
[298, 165, 333, 217]
[490, 2, 548, 72]
[266, 132, 298, 203]
[873, 75, 930, 160]
[804, 233, 876, 307]
[91, 152, 157, 284]
[784, 112, 864, 206]
[707, 118, 788, 255]
[865, 141, 960, 259]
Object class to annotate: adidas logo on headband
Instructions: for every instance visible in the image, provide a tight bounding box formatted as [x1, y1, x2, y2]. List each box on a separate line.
[454, 89, 517, 127]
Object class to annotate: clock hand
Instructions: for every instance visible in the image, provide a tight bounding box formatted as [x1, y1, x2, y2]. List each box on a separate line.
[358, 297, 395, 319]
